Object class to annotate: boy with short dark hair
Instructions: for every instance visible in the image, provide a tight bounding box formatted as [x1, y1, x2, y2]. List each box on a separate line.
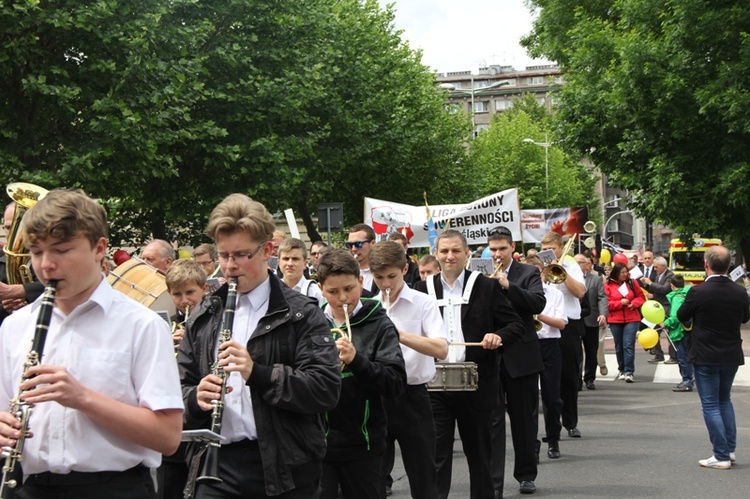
[0, 189, 183, 499]
[418, 254, 440, 281]
[316, 249, 406, 499]
[369, 241, 447, 498]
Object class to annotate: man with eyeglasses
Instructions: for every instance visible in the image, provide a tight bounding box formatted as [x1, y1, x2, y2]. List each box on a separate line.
[194, 243, 223, 278]
[346, 223, 377, 295]
[178, 194, 341, 499]
[0, 202, 44, 324]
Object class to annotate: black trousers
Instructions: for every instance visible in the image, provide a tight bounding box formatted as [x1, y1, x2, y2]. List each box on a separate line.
[490, 364, 539, 492]
[582, 324, 600, 383]
[321, 452, 384, 499]
[17, 465, 155, 499]
[533, 338, 563, 445]
[381, 384, 438, 499]
[559, 319, 583, 430]
[196, 440, 318, 499]
[431, 391, 493, 499]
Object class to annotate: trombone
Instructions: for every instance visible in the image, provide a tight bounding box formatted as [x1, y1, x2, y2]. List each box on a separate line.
[545, 234, 577, 284]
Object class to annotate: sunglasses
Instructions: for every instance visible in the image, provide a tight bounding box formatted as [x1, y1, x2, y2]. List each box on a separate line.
[345, 240, 372, 250]
[488, 226, 512, 236]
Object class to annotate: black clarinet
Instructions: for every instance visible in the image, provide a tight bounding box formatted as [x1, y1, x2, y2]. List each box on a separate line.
[0, 281, 57, 498]
[196, 277, 238, 484]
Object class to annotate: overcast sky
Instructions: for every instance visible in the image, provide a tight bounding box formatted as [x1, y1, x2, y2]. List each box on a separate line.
[377, 0, 553, 74]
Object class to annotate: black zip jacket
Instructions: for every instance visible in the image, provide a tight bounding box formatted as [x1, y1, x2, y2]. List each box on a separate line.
[324, 298, 406, 461]
[178, 271, 341, 496]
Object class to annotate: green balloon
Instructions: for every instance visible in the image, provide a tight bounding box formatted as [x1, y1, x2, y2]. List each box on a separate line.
[641, 300, 666, 324]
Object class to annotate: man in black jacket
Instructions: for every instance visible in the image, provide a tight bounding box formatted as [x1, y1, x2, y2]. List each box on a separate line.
[677, 245, 749, 470]
[178, 194, 341, 499]
[414, 230, 525, 499]
[487, 227, 545, 496]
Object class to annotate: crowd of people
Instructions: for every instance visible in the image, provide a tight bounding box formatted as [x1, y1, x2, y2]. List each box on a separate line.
[0, 190, 747, 499]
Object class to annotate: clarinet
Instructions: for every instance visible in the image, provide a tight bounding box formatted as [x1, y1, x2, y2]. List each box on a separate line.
[196, 277, 238, 484]
[0, 280, 57, 498]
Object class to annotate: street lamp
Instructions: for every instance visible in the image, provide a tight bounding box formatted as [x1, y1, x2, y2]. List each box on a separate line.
[522, 133, 551, 208]
[604, 210, 634, 242]
[439, 78, 512, 134]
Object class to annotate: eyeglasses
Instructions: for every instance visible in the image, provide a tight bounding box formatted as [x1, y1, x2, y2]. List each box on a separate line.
[196, 259, 215, 266]
[488, 226, 512, 236]
[345, 240, 372, 250]
[218, 243, 265, 263]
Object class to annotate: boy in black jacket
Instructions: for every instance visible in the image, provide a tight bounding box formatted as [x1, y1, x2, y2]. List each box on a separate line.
[317, 249, 406, 499]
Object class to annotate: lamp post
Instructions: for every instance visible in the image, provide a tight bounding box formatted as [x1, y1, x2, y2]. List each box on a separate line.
[604, 210, 634, 242]
[522, 133, 551, 208]
[439, 78, 512, 135]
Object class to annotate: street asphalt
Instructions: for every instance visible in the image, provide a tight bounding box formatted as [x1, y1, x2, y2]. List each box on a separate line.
[388, 326, 750, 498]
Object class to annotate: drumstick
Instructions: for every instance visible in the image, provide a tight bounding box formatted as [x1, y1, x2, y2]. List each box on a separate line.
[450, 342, 484, 347]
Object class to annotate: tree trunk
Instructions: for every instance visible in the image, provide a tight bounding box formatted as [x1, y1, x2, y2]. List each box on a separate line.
[295, 199, 321, 243]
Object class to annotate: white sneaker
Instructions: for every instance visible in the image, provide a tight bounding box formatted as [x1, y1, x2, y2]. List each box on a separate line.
[699, 456, 731, 469]
[617, 372, 626, 380]
[624, 374, 634, 383]
[730, 452, 736, 462]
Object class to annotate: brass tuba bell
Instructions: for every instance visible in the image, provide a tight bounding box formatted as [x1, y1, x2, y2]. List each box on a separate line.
[4, 183, 49, 284]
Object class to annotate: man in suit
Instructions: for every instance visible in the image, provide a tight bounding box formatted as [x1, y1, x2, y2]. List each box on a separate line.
[677, 245, 749, 469]
[575, 254, 608, 390]
[414, 230, 525, 499]
[487, 227, 545, 496]
[641, 256, 676, 362]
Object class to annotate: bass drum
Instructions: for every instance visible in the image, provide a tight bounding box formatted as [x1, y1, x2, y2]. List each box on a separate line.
[107, 257, 175, 316]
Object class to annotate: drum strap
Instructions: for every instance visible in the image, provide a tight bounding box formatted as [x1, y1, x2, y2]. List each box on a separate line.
[427, 271, 479, 362]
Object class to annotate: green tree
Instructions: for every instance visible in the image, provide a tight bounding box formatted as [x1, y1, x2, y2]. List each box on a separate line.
[468, 95, 597, 213]
[1, 0, 471, 246]
[523, 0, 750, 256]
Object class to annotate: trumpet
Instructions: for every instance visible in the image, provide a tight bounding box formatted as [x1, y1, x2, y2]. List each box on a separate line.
[533, 315, 543, 332]
[545, 234, 577, 284]
[171, 305, 190, 348]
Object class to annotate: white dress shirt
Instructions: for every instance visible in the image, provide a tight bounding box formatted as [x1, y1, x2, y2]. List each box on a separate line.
[537, 283, 567, 339]
[439, 272, 467, 363]
[0, 278, 183, 474]
[360, 268, 374, 293]
[550, 256, 585, 319]
[290, 276, 325, 306]
[378, 285, 446, 385]
[220, 276, 271, 442]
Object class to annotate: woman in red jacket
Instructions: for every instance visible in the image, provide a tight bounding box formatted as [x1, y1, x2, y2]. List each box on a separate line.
[604, 262, 646, 383]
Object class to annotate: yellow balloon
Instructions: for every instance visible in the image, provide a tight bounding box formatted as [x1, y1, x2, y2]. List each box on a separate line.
[600, 248, 612, 264]
[178, 249, 192, 260]
[641, 300, 666, 324]
[638, 328, 660, 349]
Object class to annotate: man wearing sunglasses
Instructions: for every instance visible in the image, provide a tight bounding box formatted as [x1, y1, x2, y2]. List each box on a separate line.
[346, 224, 377, 295]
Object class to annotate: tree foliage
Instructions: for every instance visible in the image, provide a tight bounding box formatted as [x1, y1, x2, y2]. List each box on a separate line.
[522, 0, 750, 256]
[468, 95, 598, 216]
[0, 0, 470, 247]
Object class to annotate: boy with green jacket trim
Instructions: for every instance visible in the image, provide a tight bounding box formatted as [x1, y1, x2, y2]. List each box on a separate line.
[663, 275, 694, 391]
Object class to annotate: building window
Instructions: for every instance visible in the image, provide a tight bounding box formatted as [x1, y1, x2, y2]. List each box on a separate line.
[495, 100, 513, 112]
[473, 101, 489, 113]
[536, 95, 546, 106]
[529, 76, 545, 85]
[474, 80, 490, 89]
[475, 124, 490, 134]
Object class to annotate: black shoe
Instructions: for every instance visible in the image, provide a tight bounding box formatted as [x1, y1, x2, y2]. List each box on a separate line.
[519, 480, 536, 494]
[648, 357, 665, 364]
[585, 381, 596, 390]
[567, 427, 581, 438]
[672, 383, 693, 392]
[547, 444, 561, 459]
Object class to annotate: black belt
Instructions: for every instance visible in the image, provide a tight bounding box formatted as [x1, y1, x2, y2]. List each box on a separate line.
[28, 464, 147, 487]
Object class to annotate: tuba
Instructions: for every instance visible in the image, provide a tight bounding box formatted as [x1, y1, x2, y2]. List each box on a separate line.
[4, 183, 49, 285]
[545, 234, 577, 284]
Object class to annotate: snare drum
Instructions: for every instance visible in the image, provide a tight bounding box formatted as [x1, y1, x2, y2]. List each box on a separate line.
[107, 258, 175, 315]
[427, 362, 478, 391]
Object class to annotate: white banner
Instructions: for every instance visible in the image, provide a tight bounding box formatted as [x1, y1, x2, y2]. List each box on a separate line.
[520, 207, 590, 245]
[364, 189, 520, 248]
